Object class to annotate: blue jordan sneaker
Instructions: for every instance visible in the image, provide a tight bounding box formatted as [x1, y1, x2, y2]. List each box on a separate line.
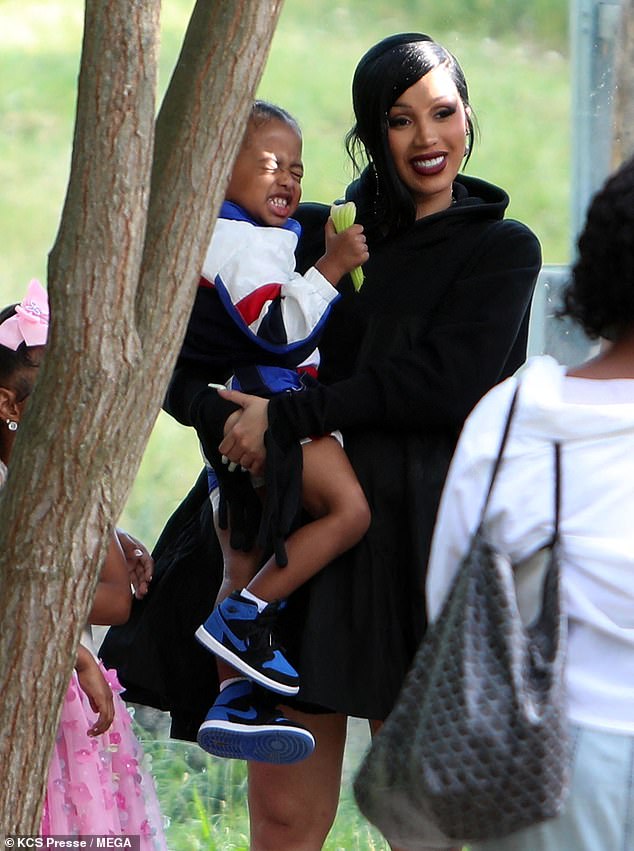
[195, 591, 300, 695]
[197, 680, 315, 763]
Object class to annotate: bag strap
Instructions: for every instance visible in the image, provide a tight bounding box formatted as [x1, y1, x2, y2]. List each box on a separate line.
[478, 382, 563, 542]
[478, 384, 520, 524]
[553, 442, 561, 542]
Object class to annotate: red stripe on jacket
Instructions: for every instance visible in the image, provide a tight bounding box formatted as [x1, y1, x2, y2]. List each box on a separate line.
[235, 283, 283, 326]
[199, 277, 283, 328]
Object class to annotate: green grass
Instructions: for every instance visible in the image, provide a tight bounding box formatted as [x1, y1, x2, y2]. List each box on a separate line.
[0, 0, 572, 547]
[0, 0, 570, 304]
[2, 1, 569, 845]
[130, 708, 390, 850]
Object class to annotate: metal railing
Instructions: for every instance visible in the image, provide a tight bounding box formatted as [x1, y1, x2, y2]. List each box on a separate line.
[527, 264, 598, 364]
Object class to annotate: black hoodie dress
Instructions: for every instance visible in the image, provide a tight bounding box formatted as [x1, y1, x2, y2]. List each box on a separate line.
[101, 173, 541, 735]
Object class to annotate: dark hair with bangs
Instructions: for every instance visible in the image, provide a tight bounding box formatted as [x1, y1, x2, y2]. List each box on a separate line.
[345, 33, 476, 238]
[560, 155, 634, 340]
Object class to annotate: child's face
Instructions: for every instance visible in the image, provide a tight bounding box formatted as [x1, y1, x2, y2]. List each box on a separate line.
[226, 118, 303, 227]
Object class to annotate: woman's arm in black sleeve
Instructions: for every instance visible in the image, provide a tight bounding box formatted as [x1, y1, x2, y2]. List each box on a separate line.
[164, 361, 238, 423]
[164, 363, 240, 456]
[269, 220, 541, 441]
[163, 281, 240, 434]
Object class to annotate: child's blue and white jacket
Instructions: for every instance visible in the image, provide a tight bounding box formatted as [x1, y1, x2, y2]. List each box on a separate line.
[179, 201, 340, 397]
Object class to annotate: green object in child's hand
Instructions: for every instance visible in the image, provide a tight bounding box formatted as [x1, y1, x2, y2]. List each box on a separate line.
[330, 201, 365, 291]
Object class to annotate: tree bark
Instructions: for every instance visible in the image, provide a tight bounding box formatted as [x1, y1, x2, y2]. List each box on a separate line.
[0, 0, 283, 831]
[612, 0, 634, 166]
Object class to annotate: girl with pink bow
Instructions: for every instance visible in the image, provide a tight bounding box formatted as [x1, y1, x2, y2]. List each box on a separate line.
[0, 282, 166, 847]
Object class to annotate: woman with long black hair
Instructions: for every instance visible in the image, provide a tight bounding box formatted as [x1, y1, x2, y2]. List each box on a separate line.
[104, 33, 541, 850]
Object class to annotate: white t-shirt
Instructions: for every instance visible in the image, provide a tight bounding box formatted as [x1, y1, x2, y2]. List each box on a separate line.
[426, 356, 634, 734]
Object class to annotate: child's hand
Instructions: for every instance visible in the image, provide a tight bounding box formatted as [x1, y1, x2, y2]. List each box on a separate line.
[315, 218, 369, 287]
[116, 528, 154, 600]
[75, 645, 115, 736]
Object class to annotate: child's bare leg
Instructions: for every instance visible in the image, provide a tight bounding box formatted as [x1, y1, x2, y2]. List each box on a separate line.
[197, 448, 365, 700]
[213, 498, 262, 603]
[210, 487, 263, 682]
[247, 437, 370, 603]
[197, 490, 316, 766]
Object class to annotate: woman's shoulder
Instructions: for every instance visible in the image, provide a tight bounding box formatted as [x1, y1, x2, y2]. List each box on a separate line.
[483, 217, 542, 265]
[454, 174, 539, 241]
[456, 188, 541, 268]
[460, 357, 565, 454]
[488, 213, 540, 244]
[459, 372, 521, 447]
[441, 210, 541, 278]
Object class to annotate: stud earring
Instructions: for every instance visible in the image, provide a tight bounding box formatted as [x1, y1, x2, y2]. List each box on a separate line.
[6, 420, 18, 431]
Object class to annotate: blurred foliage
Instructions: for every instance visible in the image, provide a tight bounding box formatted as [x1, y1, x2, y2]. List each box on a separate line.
[0, 0, 571, 574]
[0, 0, 569, 300]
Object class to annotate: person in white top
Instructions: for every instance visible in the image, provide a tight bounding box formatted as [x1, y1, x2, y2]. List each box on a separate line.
[426, 155, 634, 851]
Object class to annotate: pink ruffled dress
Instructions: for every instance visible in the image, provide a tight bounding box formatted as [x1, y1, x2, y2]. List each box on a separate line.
[40, 644, 167, 848]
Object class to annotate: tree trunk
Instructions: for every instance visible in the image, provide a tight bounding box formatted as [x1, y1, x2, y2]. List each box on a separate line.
[0, 0, 283, 831]
[612, 0, 634, 166]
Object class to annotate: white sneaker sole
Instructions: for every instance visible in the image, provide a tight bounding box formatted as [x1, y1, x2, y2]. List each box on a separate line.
[197, 718, 315, 763]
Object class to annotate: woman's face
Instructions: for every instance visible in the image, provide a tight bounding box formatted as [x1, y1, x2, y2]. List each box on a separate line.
[387, 64, 470, 219]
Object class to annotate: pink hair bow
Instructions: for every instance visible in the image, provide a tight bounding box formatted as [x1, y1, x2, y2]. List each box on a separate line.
[0, 279, 49, 351]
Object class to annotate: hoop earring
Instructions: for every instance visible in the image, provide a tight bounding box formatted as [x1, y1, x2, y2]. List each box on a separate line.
[464, 127, 472, 159]
[6, 420, 18, 432]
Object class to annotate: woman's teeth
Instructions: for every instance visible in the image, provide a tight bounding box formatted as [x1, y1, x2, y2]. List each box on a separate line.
[413, 155, 445, 171]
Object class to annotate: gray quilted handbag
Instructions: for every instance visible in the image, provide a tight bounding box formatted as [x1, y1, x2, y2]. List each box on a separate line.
[354, 387, 569, 850]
